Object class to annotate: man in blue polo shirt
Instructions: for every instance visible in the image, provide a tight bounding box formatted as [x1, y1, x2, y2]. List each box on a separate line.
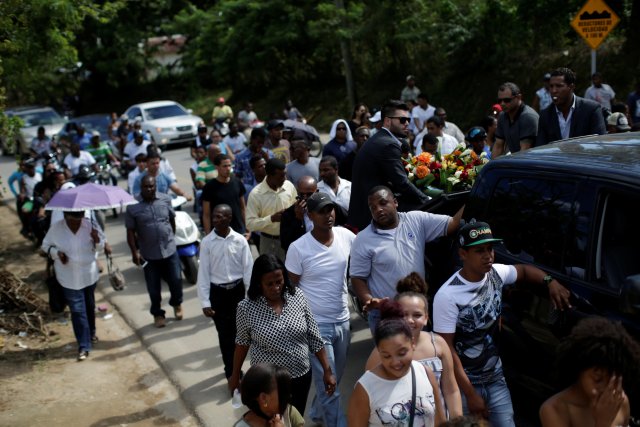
[349, 185, 463, 333]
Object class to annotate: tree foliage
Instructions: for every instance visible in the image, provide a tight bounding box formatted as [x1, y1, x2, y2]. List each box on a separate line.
[1, 0, 637, 129]
[0, 0, 123, 105]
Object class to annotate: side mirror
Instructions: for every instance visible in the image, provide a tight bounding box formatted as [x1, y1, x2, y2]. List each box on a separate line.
[187, 109, 193, 114]
[621, 274, 640, 316]
[135, 116, 143, 122]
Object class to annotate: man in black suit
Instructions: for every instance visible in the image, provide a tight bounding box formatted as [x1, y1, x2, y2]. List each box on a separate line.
[348, 100, 429, 232]
[537, 67, 606, 146]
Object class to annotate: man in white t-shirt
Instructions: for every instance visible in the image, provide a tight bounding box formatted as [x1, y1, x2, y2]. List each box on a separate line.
[410, 93, 435, 136]
[286, 192, 355, 427]
[433, 221, 571, 427]
[63, 141, 97, 178]
[584, 72, 616, 111]
[122, 131, 151, 173]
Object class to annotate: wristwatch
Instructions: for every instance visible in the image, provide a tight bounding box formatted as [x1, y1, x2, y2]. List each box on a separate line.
[542, 275, 553, 287]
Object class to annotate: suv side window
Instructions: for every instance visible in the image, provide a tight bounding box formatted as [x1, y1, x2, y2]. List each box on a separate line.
[484, 176, 584, 273]
[597, 192, 640, 290]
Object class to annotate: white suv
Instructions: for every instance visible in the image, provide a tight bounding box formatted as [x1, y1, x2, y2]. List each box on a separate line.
[123, 100, 203, 147]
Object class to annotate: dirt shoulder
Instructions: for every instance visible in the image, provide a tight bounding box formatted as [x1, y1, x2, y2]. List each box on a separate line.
[0, 202, 198, 427]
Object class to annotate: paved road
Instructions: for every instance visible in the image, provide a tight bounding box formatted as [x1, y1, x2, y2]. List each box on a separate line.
[0, 143, 374, 426]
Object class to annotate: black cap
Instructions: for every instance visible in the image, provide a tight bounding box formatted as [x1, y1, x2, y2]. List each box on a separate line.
[267, 120, 284, 130]
[306, 192, 335, 213]
[458, 221, 503, 247]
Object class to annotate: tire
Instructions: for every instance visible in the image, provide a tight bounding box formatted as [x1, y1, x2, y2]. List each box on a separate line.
[182, 256, 199, 285]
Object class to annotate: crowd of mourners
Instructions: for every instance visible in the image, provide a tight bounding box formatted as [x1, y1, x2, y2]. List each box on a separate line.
[6, 67, 640, 427]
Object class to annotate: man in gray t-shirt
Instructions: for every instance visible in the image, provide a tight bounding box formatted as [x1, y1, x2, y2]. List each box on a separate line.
[286, 140, 320, 185]
[349, 185, 463, 334]
[493, 82, 539, 157]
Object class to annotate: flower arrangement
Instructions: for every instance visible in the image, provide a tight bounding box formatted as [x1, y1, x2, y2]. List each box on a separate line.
[403, 144, 490, 196]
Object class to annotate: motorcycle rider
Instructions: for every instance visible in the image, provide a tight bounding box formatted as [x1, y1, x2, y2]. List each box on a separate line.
[86, 131, 119, 185]
[122, 130, 151, 175]
[63, 140, 98, 180]
[30, 126, 56, 158]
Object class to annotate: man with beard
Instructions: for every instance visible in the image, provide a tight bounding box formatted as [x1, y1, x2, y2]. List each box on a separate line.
[347, 100, 429, 232]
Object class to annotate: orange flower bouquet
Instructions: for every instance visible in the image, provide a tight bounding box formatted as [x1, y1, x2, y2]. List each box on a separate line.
[403, 144, 489, 195]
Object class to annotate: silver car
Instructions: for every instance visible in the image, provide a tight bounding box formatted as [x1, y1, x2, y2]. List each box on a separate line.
[123, 100, 203, 147]
[2, 106, 66, 155]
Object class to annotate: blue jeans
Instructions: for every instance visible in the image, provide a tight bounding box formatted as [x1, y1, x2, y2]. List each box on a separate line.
[309, 320, 350, 427]
[143, 251, 183, 317]
[62, 284, 96, 353]
[461, 376, 515, 427]
[367, 308, 381, 336]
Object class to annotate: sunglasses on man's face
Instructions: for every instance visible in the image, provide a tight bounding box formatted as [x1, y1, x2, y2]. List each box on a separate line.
[389, 116, 411, 124]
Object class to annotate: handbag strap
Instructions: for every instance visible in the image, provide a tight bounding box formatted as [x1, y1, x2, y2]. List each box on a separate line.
[106, 253, 114, 275]
[409, 362, 416, 426]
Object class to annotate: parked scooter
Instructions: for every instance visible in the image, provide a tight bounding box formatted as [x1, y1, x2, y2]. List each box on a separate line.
[171, 196, 200, 284]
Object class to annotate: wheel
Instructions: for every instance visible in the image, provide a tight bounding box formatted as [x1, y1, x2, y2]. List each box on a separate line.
[182, 256, 199, 285]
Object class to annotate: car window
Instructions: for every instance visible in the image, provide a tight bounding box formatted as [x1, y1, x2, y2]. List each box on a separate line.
[128, 108, 142, 121]
[143, 104, 187, 120]
[16, 109, 64, 127]
[596, 192, 640, 290]
[485, 177, 582, 273]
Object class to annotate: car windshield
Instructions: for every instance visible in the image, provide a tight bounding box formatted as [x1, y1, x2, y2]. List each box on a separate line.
[16, 110, 64, 127]
[144, 104, 187, 120]
[73, 116, 110, 135]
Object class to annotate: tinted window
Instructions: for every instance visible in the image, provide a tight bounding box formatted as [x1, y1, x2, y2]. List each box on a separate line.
[597, 192, 640, 289]
[484, 177, 582, 273]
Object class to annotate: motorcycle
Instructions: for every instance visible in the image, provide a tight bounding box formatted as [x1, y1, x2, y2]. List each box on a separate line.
[94, 155, 119, 218]
[171, 196, 200, 285]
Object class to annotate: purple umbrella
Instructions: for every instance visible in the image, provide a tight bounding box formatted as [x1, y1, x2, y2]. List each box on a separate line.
[45, 183, 137, 211]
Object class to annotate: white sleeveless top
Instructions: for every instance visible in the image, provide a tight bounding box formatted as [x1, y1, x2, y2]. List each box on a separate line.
[358, 360, 436, 427]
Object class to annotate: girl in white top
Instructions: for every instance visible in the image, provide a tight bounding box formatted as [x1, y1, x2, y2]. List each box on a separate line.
[365, 272, 463, 419]
[349, 300, 445, 427]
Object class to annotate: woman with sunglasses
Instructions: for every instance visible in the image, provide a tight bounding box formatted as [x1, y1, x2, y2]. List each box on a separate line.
[323, 119, 356, 164]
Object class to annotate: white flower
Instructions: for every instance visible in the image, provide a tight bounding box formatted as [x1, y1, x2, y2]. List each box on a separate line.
[454, 170, 463, 178]
[408, 172, 414, 180]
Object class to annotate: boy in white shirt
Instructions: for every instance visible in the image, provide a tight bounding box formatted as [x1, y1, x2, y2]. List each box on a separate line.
[433, 221, 571, 427]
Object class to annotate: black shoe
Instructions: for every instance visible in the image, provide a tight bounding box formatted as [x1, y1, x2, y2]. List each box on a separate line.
[77, 351, 89, 361]
[91, 335, 98, 343]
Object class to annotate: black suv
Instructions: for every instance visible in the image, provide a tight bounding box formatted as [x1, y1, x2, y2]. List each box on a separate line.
[424, 133, 640, 423]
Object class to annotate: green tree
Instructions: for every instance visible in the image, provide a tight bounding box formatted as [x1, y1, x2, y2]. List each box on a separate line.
[0, 0, 122, 106]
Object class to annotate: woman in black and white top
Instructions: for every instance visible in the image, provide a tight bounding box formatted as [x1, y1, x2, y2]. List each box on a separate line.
[229, 254, 337, 415]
